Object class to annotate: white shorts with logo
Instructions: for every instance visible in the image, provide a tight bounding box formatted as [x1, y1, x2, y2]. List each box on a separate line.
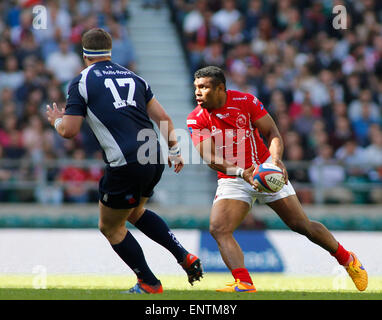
[213, 156, 296, 207]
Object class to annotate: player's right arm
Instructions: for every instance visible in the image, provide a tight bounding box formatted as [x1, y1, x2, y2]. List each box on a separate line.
[187, 114, 255, 187]
[195, 136, 255, 187]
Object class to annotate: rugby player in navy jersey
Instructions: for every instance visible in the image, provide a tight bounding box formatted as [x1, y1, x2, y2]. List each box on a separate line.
[46, 28, 202, 294]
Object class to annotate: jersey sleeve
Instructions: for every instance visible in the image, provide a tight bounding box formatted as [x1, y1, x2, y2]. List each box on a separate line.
[134, 73, 154, 103]
[246, 94, 268, 122]
[145, 84, 154, 103]
[187, 111, 211, 147]
[65, 75, 87, 117]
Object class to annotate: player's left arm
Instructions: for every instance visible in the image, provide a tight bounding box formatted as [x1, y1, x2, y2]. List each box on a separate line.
[46, 76, 85, 139]
[46, 102, 83, 139]
[253, 114, 288, 184]
[147, 97, 184, 173]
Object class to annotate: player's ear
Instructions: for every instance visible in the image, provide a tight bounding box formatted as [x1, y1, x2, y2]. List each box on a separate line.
[218, 82, 225, 92]
[83, 55, 92, 66]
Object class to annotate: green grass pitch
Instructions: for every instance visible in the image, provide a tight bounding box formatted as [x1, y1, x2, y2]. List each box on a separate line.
[0, 273, 381, 300]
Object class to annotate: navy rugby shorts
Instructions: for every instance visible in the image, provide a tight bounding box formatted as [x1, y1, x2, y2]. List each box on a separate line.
[99, 161, 165, 209]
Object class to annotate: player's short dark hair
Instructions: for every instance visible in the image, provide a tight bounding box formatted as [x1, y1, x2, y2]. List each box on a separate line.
[82, 28, 112, 50]
[194, 66, 226, 89]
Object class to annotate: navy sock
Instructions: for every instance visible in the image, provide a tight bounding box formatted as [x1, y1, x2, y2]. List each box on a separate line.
[134, 209, 188, 263]
[111, 231, 159, 285]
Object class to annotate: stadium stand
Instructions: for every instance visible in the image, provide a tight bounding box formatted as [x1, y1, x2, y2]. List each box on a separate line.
[0, 0, 381, 229]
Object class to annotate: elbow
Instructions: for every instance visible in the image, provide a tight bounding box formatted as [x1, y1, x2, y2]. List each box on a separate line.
[60, 128, 77, 139]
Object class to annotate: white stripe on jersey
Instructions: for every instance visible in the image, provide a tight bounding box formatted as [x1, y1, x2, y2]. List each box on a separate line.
[86, 108, 127, 167]
[247, 113, 260, 165]
[78, 64, 95, 103]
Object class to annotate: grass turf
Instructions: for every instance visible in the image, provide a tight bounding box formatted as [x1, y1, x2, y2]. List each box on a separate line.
[0, 273, 381, 300]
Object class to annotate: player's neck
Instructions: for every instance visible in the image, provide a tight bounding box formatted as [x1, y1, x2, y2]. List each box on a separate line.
[211, 91, 227, 111]
[85, 57, 111, 66]
[206, 92, 227, 112]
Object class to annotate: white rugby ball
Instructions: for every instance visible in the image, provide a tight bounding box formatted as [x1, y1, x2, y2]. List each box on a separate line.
[252, 163, 285, 193]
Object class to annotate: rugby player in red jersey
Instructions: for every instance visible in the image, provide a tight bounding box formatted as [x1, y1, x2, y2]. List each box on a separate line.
[187, 66, 367, 292]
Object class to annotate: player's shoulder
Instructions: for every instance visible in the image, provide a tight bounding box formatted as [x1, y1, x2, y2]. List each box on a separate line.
[73, 64, 96, 85]
[69, 73, 83, 86]
[187, 105, 205, 119]
[228, 90, 263, 109]
[228, 90, 256, 103]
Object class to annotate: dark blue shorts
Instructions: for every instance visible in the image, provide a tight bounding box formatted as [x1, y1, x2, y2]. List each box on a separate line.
[99, 161, 165, 209]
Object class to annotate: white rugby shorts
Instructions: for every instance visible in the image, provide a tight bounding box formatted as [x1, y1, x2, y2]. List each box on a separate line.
[213, 156, 296, 207]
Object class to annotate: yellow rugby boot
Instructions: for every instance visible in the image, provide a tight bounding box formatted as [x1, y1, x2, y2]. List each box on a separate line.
[216, 279, 256, 293]
[345, 252, 368, 291]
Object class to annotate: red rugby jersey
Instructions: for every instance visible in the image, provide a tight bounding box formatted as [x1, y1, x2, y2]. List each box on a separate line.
[187, 90, 270, 179]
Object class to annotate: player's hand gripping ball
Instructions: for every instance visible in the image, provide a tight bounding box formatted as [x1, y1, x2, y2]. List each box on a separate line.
[253, 163, 285, 193]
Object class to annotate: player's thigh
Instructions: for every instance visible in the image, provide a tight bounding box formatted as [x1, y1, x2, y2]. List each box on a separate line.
[266, 194, 310, 229]
[210, 199, 250, 235]
[98, 201, 133, 230]
[127, 197, 149, 224]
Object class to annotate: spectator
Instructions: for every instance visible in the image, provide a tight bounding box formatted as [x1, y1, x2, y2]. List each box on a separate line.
[342, 72, 362, 104]
[182, 0, 208, 35]
[0, 145, 13, 201]
[211, 0, 241, 34]
[36, 0, 72, 44]
[322, 100, 348, 133]
[285, 142, 312, 204]
[0, 38, 15, 70]
[335, 139, 366, 177]
[335, 139, 369, 203]
[351, 102, 381, 146]
[199, 40, 225, 70]
[59, 149, 89, 204]
[364, 127, 382, 168]
[250, 16, 274, 56]
[364, 128, 382, 203]
[3, 130, 25, 159]
[0, 87, 15, 109]
[106, 18, 136, 71]
[22, 115, 52, 163]
[184, 9, 221, 73]
[244, 0, 263, 37]
[293, 101, 320, 137]
[348, 88, 380, 123]
[14, 64, 44, 104]
[330, 116, 357, 150]
[34, 150, 63, 205]
[9, 9, 35, 46]
[14, 29, 42, 65]
[0, 114, 21, 148]
[46, 39, 82, 85]
[308, 144, 353, 203]
[221, 19, 246, 54]
[0, 55, 24, 90]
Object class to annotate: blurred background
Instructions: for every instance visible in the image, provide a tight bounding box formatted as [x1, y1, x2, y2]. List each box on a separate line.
[0, 0, 381, 233]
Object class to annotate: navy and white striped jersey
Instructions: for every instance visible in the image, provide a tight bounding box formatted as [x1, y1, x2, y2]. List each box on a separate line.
[65, 60, 160, 167]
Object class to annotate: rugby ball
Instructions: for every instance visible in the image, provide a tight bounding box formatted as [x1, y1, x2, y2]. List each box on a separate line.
[253, 163, 285, 193]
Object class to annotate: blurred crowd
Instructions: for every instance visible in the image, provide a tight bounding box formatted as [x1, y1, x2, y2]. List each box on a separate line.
[169, 0, 382, 203]
[0, 0, 134, 203]
[0, 0, 381, 205]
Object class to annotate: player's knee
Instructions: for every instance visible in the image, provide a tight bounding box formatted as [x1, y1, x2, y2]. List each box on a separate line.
[128, 207, 146, 225]
[98, 222, 109, 237]
[209, 222, 233, 240]
[98, 222, 117, 241]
